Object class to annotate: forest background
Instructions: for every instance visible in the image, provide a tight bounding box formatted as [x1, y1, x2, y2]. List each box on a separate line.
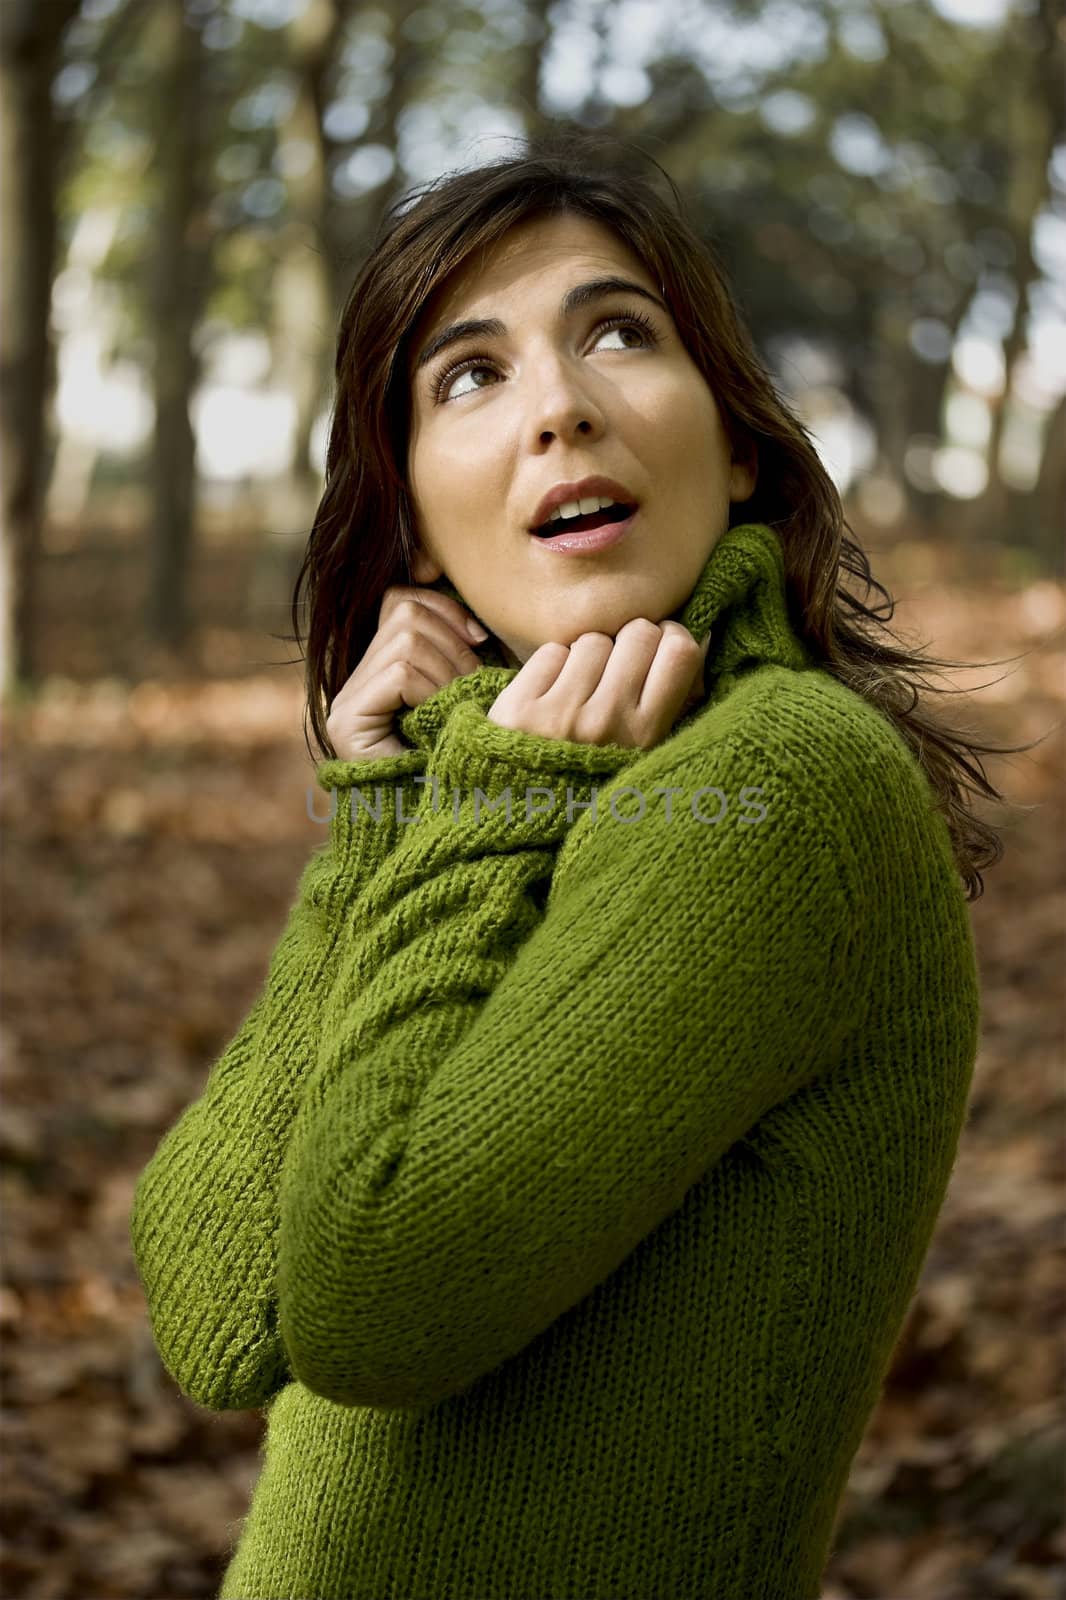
[1, 0, 1064, 1596]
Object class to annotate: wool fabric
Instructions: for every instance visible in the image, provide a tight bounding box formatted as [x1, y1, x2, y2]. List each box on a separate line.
[129, 520, 981, 1600]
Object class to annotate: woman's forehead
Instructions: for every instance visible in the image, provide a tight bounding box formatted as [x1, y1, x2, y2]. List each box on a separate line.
[442, 216, 645, 305]
[405, 215, 654, 369]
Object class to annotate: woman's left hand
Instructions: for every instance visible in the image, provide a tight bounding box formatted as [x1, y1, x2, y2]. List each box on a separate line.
[486, 620, 711, 751]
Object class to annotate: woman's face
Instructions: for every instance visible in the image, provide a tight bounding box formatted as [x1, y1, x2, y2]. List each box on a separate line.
[405, 211, 756, 668]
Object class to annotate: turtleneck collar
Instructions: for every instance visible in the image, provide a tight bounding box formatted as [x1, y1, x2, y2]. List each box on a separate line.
[398, 521, 812, 754]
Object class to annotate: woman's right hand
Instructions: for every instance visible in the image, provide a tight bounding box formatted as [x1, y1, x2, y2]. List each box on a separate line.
[325, 587, 491, 761]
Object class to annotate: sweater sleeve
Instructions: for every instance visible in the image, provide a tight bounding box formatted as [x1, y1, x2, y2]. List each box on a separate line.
[276, 695, 865, 1410]
[128, 746, 428, 1412]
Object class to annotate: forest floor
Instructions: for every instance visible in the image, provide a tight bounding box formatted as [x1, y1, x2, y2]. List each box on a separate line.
[2, 529, 1064, 1599]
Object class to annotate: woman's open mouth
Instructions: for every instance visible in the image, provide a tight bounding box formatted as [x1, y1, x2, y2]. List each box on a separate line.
[528, 502, 639, 553]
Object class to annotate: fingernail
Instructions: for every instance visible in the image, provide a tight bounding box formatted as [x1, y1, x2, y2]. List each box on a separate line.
[467, 619, 489, 641]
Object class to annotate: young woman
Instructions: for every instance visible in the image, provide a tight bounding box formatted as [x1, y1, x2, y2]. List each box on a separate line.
[130, 129, 1018, 1600]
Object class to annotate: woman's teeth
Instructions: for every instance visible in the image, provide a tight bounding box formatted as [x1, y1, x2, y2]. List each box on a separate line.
[547, 495, 621, 523]
[533, 496, 633, 536]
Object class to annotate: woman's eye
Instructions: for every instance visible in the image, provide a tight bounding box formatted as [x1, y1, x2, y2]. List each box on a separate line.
[434, 314, 658, 403]
[442, 363, 497, 402]
[593, 323, 647, 351]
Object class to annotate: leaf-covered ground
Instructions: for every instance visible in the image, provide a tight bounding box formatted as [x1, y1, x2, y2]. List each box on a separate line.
[2, 536, 1063, 1599]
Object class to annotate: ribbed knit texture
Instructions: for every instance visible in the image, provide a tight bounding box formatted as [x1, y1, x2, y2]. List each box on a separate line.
[129, 522, 981, 1600]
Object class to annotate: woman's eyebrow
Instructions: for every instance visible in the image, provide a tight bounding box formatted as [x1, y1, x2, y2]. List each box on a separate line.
[413, 276, 669, 376]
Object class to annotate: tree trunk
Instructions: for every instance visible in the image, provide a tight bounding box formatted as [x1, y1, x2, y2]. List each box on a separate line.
[1031, 391, 1065, 576]
[341, 0, 423, 280]
[276, 0, 335, 505]
[146, 0, 210, 650]
[971, 0, 1057, 548]
[0, 0, 80, 694]
[248, 0, 339, 619]
[513, 0, 555, 144]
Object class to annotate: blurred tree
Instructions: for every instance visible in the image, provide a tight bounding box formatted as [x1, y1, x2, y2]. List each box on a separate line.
[608, 0, 1062, 548]
[970, 0, 1064, 566]
[512, 0, 555, 147]
[1033, 391, 1065, 563]
[269, 0, 340, 525]
[0, 0, 83, 692]
[145, 0, 213, 649]
[0, 0, 155, 691]
[14, 0, 1061, 691]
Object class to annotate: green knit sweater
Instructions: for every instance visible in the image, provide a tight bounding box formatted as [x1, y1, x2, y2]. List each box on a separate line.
[129, 521, 980, 1600]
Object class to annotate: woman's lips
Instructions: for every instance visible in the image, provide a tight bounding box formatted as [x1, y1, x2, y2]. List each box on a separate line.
[527, 507, 639, 553]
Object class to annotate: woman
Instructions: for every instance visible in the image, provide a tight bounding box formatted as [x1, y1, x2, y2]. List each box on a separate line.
[130, 129, 1016, 1600]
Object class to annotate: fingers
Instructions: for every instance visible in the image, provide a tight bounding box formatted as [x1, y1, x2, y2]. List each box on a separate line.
[586, 620, 667, 716]
[571, 620, 696, 735]
[326, 588, 487, 754]
[565, 621, 706, 745]
[634, 622, 705, 721]
[535, 634, 615, 705]
[479, 609, 709, 751]
[325, 584, 494, 759]
[384, 625, 484, 688]
[330, 654, 449, 726]
[381, 586, 488, 647]
[360, 592, 485, 683]
[510, 640, 575, 698]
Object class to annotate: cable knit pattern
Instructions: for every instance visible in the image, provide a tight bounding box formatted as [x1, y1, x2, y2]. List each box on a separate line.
[129, 523, 981, 1600]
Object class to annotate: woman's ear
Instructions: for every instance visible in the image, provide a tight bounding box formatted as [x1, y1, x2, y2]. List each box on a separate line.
[410, 547, 443, 585]
[728, 442, 757, 504]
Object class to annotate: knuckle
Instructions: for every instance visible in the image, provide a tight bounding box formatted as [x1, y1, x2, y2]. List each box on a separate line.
[574, 709, 611, 744]
[618, 617, 662, 639]
[662, 622, 699, 651]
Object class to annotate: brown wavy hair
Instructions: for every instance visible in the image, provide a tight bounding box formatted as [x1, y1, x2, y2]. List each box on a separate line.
[291, 123, 1033, 901]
